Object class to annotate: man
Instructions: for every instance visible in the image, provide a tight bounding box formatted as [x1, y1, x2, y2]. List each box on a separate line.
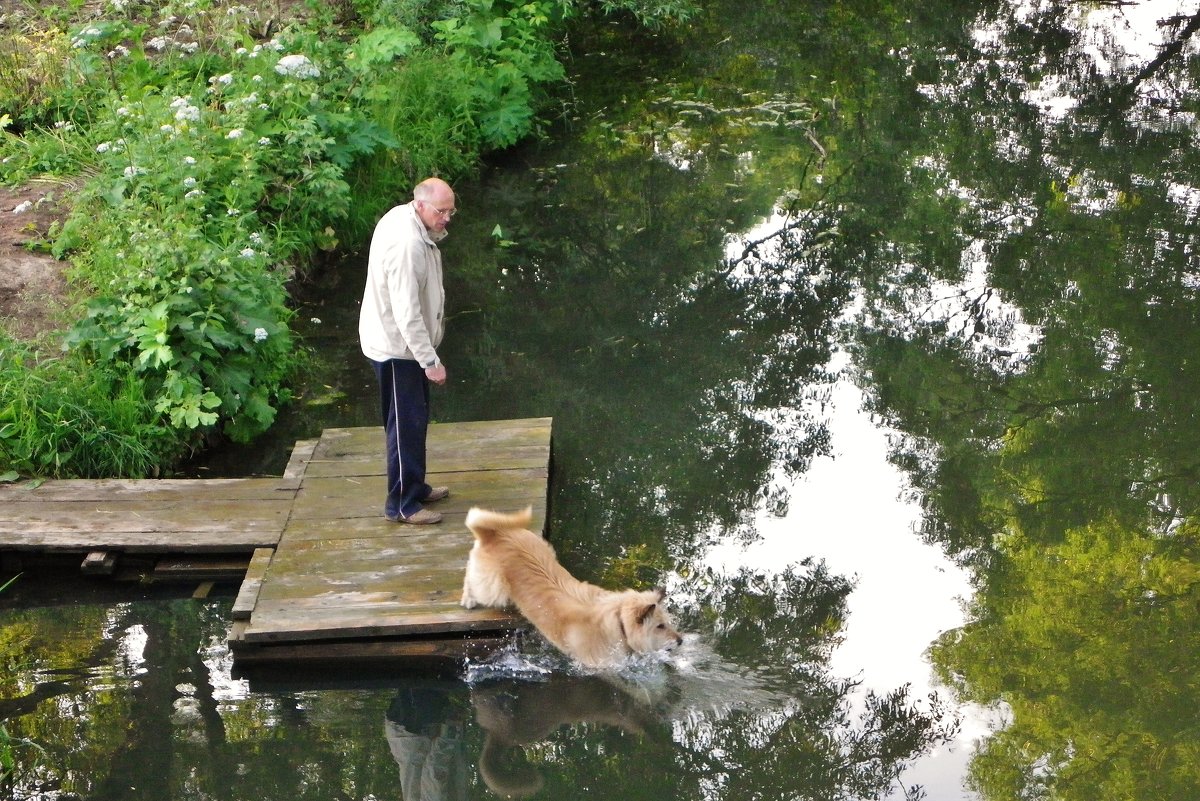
[359, 177, 456, 525]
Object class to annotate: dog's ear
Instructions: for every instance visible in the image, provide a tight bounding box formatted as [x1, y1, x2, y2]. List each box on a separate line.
[636, 603, 658, 625]
[652, 586, 666, 600]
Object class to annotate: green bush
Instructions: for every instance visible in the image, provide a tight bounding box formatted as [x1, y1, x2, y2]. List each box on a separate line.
[0, 0, 694, 478]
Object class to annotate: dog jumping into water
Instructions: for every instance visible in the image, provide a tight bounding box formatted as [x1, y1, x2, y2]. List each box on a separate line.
[461, 506, 683, 669]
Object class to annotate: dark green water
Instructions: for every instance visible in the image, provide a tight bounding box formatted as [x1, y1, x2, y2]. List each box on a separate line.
[4, 2, 1200, 799]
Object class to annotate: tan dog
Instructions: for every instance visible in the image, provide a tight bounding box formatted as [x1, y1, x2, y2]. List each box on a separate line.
[461, 506, 683, 669]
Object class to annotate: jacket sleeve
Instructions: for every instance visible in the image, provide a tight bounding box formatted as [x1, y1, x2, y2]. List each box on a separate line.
[384, 236, 439, 367]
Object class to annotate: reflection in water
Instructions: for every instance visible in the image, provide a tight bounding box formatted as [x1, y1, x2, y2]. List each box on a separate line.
[469, 675, 660, 799]
[384, 686, 469, 801]
[6, 1, 1200, 799]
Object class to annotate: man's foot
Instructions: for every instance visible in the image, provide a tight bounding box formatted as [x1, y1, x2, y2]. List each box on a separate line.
[390, 508, 443, 525]
[424, 486, 450, 503]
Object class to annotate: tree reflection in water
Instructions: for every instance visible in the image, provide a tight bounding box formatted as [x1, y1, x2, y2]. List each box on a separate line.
[4, 1, 1200, 799]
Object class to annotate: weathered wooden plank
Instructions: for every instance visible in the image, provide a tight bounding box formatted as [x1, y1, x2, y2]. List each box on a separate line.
[267, 543, 466, 566]
[315, 418, 552, 454]
[255, 567, 468, 600]
[0, 531, 282, 552]
[292, 468, 547, 499]
[319, 435, 555, 463]
[153, 554, 252, 580]
[264, 551, 469, 578]
[228, 620, 249, 646]
[277, 508, 545, 542]
[287, 484, 546, 523]
[300, 446, 553, 478]
[232, 547, 274, 621]
[81, 551, 117, 575]
[0, 477, 293, 502]
[0, 504, 292, 530]
[252, 580, 466, 606]
[228, 634, 511, 666]
[287, 487, 545, 523]
[242, 607, 518, 642]
[305, 417, 552, 466]
[278, 438, 318, 490]
[295, 466, 549, 493]
[258, 596, 494, 617]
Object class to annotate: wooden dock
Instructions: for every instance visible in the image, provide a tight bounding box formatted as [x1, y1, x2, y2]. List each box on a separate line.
[0, 417, 554, 667]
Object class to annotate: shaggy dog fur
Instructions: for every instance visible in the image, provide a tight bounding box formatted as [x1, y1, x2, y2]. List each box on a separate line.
[461, 506, 683, 669]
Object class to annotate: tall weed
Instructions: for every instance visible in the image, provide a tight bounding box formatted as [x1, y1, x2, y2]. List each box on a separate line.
[0, 30, 73, 130]
[0, 337, 181, 477]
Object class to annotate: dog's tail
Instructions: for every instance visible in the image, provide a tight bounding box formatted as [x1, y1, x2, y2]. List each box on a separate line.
[465, 506, 534, 540]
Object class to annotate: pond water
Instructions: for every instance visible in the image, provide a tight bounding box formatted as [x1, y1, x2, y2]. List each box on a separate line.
[4, 2, 1200, 800]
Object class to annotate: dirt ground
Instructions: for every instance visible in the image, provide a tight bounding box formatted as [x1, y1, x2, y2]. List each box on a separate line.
[0, 182, 72, 342]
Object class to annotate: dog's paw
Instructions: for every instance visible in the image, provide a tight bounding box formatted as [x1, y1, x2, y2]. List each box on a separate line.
[461, 592, 478, 609]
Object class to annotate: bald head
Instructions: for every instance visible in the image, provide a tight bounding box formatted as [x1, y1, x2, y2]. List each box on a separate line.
[412, 178, 455, 233]
[413, 178, 453, 203]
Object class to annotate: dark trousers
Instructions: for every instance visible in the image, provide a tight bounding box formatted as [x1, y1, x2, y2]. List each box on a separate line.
[371, 358, 432, 519]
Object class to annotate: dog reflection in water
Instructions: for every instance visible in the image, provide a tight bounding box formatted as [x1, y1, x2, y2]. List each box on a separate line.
[384, 677, 665, 800]
[461, 506, 683, 669]
[472, 674, 663, 798]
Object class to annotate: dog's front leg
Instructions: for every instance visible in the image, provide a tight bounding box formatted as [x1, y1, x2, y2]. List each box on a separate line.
[461, 575, 482, 608]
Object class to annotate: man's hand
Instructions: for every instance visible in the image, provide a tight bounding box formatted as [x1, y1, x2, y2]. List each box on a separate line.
[425, 363, 447, 386]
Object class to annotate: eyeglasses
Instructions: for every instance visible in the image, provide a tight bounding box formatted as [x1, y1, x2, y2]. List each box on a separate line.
[422, 201, 456, 218]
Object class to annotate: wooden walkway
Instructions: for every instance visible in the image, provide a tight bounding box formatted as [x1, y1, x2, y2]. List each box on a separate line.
[0, 417, 554, 667]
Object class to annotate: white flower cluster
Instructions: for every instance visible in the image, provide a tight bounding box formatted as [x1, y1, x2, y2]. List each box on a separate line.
[275, 54, 319, 79]
[71, 27, 103, 49]
[225, 91, 258, 110]
[253, 327, 269, 343]
[146, 34, 199, 54]
[171, 96, 201, 124]
[249, 39, 286, 57]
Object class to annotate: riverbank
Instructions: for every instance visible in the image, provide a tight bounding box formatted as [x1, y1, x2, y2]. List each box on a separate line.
[0, 0, 694, 480]
[0, 182, 71, 342]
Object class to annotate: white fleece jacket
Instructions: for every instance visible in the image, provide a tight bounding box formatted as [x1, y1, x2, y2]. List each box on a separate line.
[358, 202, 446, 367]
